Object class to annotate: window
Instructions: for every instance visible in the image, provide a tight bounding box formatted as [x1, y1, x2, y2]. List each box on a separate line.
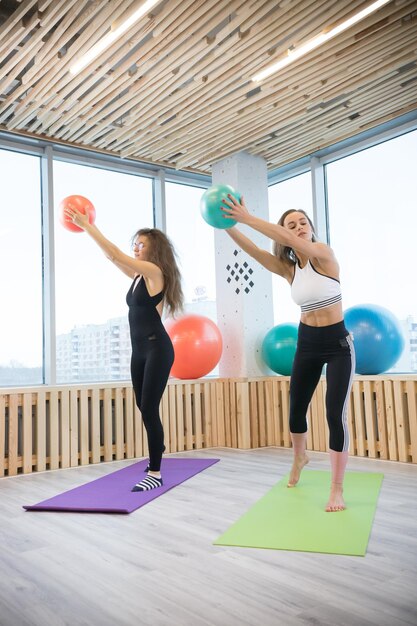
[268, 172, 313, 325]
[165, 182, 216, 321]
[53, 160, 153, 383]
[0, 149, 43, 386]
[326, 129, 417, 372]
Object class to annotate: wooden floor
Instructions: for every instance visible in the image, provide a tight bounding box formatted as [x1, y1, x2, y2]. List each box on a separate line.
[0, 448, 416, 626]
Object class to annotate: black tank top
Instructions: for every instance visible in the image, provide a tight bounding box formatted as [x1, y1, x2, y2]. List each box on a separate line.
[126, 276, 165, 342]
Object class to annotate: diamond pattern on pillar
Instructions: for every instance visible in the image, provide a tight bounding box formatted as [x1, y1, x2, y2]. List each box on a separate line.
[226, 250, 255, 294]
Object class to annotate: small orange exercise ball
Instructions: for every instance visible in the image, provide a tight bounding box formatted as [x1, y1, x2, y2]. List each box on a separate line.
[59, 195, 96, 233]
[166, 314, 223, 379]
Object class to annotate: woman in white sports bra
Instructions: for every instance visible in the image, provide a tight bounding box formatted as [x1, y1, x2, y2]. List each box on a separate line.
[222, 197, 355, 512]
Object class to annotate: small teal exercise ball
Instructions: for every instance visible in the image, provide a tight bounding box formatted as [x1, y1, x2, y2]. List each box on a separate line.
[200, 184, 241, 229]
[261, 323, 298, 376]
[344, 304, 404, 374]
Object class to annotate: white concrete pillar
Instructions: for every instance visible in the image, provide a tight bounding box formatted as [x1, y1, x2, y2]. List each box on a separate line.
[212, 151, 274, 377]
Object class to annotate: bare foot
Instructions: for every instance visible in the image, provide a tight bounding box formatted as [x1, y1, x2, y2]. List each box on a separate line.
[287, 454, 309, 487]
[325, 482, 346, 512]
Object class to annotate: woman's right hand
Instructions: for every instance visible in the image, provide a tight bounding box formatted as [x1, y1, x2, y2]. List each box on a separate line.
[221, 194, 251, 224]
[63, 204, 91, 231]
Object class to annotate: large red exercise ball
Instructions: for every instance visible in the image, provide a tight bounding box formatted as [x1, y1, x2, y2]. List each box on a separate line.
[59, 195, 96, 233]
[261, 323, 298, 376]
[166, 314, 223, 379]
[344, 304, 404, 374]
[200, 184, 241, 229]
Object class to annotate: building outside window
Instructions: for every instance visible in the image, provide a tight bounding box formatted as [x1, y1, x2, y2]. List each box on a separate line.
[53, 160, 154, 383]
[0, 149, 43, 386]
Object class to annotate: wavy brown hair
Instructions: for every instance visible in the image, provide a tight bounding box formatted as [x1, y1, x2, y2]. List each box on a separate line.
[273, 209, 317, 265]
[132, 228, 184, 316]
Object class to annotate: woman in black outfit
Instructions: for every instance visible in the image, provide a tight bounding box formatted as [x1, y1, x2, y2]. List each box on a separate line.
[65, 208, 183, 492]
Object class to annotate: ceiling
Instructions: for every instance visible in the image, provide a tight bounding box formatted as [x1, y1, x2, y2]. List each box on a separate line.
[0, 0, 416, 174]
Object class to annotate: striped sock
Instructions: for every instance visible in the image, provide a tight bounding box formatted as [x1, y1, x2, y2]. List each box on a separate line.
[131, 475, 163, 492]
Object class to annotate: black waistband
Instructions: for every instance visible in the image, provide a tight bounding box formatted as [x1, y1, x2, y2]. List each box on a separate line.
[298, 320, 348, 341]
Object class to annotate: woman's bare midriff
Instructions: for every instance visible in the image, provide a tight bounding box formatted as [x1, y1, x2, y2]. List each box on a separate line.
[299, 301, 344, 327]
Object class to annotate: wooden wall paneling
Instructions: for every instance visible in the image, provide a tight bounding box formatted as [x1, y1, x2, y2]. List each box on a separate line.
[281, 379, 291, 448]
[69, 388, 79, 467]
[363, 381, 377, 458]
[375, 380, 389, 460]
[49, 389, 59, 470]
[90, 387, 101, 464]
[193, 383, 203, 449]
[59, 389, 70, 469]
[236, 381, 251, 449]
[168, 384, 177, 452]
[271, 379, 282, 447]
[102, 388, 113, 462]
[7, 394, 19, 476]
[384, 380, 398, 461]
[79, 388, 89, 465]
[203, 381, 212, 449]
[214, 381, 225, 448]
[209, 382, 219, 447]
[0, 395, 5, 477]
[134, 404, 144, 458]
[21, 393, 32, 474]
[405, 381, 417, 463]
[142, 421, 149, 459]
[114, 387, 124, 460]
[176, 384, 185, 452]
[257, 380, 267, 447]
[352, 381, 367, 457]
[160, 386, 170, 453]
[124, 386, 135, 459]
[223, 381, 232, 448]
[393, 380, 409, 463]
[264, 379, 275, 447]
[249, 381, 259, 449]
[183, 384, 193, 450]
[35, 390, 47, 472]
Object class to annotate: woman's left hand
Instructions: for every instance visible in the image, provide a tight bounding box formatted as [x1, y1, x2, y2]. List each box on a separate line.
[63, 204, 90, 230]
[221, 194, 251, 224]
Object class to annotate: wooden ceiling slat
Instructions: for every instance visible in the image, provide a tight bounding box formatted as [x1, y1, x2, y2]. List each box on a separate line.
[144, 29, 417, 164]
[180, 67, 417, 169]
[60, 0, 247, 144]
[104, 0, 406, 160]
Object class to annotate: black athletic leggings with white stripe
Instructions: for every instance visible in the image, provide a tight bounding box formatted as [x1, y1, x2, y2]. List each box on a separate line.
[289, 321, 355, 452]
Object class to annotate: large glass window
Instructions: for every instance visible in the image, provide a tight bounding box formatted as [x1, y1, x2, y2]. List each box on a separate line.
[326, 129, 417, 372]
[53, 161, 153, 383]
[0, 149, 43, 386]
[268, 172, 313, 325]
[165, 182, 216, 322]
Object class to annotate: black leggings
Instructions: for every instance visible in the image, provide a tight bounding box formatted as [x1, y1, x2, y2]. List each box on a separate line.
[130, 331, 174, 472]
[289, 321, 355, 452]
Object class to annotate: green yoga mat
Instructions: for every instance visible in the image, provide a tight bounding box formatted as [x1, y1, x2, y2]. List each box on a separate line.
[214, 470, 383, 556]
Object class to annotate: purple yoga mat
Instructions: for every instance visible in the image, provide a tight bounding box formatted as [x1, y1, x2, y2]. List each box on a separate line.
[23, 457, 219, 514]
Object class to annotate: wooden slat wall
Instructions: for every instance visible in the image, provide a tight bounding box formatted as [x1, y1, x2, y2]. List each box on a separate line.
[0, 376, 416, 476]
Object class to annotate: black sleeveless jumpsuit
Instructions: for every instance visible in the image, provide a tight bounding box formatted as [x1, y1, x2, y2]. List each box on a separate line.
[126, 276, 174, 472]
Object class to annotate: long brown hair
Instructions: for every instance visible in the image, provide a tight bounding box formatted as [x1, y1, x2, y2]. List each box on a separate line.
[273, 209, 317, 265]
[132, 228, 184, 316]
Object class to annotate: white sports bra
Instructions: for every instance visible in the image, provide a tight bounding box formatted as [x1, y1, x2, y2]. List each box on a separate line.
[291, 260, 342, 313]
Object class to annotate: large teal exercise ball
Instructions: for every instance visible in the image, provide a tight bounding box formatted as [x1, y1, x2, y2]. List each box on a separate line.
[344, 304, 404, 374]
[261, 323, 298, 375]
[200, 184, 241, 229]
